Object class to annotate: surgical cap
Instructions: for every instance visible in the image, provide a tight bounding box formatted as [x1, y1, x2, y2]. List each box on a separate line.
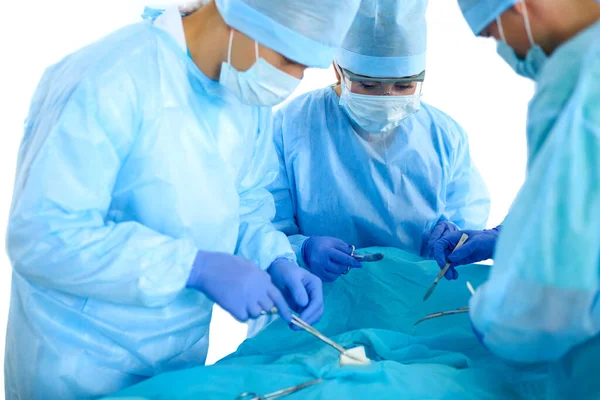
[335, 0, 429, 78]
[215, 0, 361, 69]
[457, 0, 518, 35]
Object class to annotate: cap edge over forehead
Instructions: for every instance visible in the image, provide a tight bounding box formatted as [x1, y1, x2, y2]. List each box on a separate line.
[459, 0, 517, 35]
[335, 47, 426, 78]
[215, 0, 359, 68]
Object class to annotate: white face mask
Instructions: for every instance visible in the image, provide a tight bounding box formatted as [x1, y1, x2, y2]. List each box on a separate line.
[337, 66, 421, 134]
[219, 30, 301, 106]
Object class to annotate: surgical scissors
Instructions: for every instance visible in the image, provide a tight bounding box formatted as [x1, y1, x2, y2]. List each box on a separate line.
[261, 308, 365, 364]
[344, 247, 383, 275]
[353, 253, 384, 262]
[290, 315, 366, 363]
[414, 306, 470, 326]
[350, 245, 384, 262]
[236, 378, 323, 399]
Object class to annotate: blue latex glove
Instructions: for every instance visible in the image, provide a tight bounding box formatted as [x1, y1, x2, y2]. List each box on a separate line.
[302, 236, 362, 282]
[186, 251, 291, 323]
[421, 220, 460, 258]
[432, 226, 502, 280]
[269, 258, 324, 327]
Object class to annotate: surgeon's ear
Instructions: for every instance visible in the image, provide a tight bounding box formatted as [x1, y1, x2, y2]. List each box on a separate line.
[511, 2, 525, 16]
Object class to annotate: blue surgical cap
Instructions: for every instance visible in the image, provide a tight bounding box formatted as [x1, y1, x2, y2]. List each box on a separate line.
[215, 0, 361, 69]
[457, 0, 518, 35]
[335, 0, 429, 78]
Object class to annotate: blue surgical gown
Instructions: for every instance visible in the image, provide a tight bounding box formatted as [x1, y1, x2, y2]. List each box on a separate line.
[4, 9, 294, 400]
[470, 21, 600, 368]
[270, 86, 490, 259]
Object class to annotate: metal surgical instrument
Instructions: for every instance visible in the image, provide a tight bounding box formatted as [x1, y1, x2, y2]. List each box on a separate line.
[260, 307, 365, 364]
[236, 378, 324, 399]
[423, 233, 469, 301]
[414, 307, 470, 326]
[290, 315, 365, 364]
[353, 253, 384, 262]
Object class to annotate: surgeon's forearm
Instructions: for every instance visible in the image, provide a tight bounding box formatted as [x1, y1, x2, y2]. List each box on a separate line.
[237, 220, 296, 269]
[236, 186, 296, 269]
[7, 218, 198, 307]
[287, 234, 309, 267]
[470, 276, 598, 363]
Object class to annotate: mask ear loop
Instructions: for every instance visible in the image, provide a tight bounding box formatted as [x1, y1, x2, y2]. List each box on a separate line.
[497, 15, 507, 43]
[333, 63, 343, 82]
[521, 1, 536, 47]
[333, 63, 350, 93]
[228, 30, 259, 65]
[227, 29, 234, 64]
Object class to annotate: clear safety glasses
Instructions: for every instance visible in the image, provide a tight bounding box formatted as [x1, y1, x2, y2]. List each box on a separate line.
[341, 68, 425, 96]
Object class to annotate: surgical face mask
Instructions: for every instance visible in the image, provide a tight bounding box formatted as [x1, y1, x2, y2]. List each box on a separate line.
[337, 67, 421, 134]
[496, 3, 548, 80]
[219, 30, 301, 106]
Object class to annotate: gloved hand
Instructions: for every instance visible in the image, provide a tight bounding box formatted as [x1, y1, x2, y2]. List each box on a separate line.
[421, 220, 460, 258]
[302, 236, 362, 282]
[268, 258, 324, 327]
[186, 251, 291, 323]
[432, 226, 502, 280]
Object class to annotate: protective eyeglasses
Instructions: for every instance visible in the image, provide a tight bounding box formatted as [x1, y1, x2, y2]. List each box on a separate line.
[343, 69, 426, 84]
[340, 68, 425, 96]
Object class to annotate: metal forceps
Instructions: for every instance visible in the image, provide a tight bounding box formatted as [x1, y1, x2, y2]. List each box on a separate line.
[351, 246, 384, 263]
[415, 282, 475, 326]
[353, 253, 384, 262]
[344, 246, 384, 274]
[236, 378, 323, 399]
[414, 306, 470, 326]
[290, 315, 365, 363]
[260, 307, 365, 363]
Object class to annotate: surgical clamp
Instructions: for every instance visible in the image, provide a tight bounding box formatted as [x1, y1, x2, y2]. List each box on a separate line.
[260, 307, 365, 364]
[353, 253, 384, 262]
[290, 315, 366, 364]
[236, 378, 323, 399]
[414, 306, 470, 326]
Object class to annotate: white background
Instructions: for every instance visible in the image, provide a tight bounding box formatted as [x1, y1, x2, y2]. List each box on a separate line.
[0, 1, 532, 397]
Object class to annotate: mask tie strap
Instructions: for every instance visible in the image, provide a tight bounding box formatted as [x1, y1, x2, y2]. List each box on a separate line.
[227, 30, 234, 64]
[254, 40, 259, 62]
[497, 15, 507, 43]
[334, 63, 350, 92]
[521, 1, 536, 47]
[333, 62, 342, 79]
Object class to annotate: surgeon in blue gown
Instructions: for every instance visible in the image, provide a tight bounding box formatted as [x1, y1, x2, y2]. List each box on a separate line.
[449, 0, 600, 397]
[3, 1, 361, 399]
[269, 0, 491, 283]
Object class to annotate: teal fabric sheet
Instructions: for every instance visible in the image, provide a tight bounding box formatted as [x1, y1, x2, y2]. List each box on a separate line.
[106, 248, 548, 399]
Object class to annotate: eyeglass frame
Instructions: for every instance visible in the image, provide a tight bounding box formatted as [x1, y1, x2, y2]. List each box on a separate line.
[342, 68, 426, 84]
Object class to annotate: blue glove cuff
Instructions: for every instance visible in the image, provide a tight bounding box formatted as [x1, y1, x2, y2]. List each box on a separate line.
[301, 237, 315, 268]
[269, 257, 294, 270]
[186, 250, 206, 289]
